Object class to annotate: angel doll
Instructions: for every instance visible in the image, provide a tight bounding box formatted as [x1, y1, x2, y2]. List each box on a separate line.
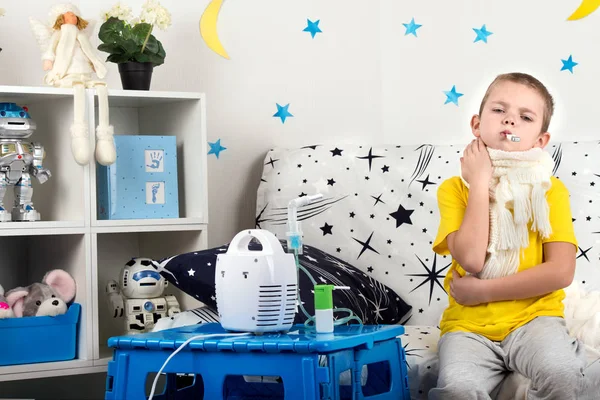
[29, 3, 116, 166]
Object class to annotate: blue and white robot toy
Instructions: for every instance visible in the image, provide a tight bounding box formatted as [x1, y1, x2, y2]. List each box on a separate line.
[106, 257, 181, 334]
[0, 102, 51, 222]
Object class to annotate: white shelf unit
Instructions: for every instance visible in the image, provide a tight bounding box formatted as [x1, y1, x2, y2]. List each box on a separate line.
[0, 86, 208, 382]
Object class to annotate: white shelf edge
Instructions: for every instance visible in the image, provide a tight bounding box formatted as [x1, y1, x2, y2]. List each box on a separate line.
[0, 363, 106, 382]
[0, 359, 95, 382]
[0, 221, 86, 236]
[105, 88, 203, 100]
[0, 85, 74, 96]
[92, 222, 207, 234]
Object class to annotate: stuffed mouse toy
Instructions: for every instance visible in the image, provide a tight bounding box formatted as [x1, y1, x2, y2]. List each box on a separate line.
[0, 284, 14, 319]
[5, 269, 76, 317]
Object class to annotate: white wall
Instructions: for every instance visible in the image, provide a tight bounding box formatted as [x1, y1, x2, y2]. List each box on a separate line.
[380, 0, 600, 146]
[0, 0, 598, 397]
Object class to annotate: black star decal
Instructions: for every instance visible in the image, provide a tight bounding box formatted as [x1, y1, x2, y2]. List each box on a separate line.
[371, 194, 386, 206]
[302, 179, 307, 184]
[330, 147, 343, 156]
[265, 157, 279, 168]
[416, 174, 436, 191]
[336, 248, 341, 253]
[387, 239, 392, 244]
[587, 216, 592, 221]
[297, 164, 302, 168]
[407, 254, 450, 305]
[349, 212, 356, 218]
[577, 246, 592, 262]
[389, 204, 414, 228]
[255, 203, 268, 229]
[356, 147, 385, 172]
[382, 165, 390, 173]
[572, 171, 577, 176]
[367, 266, 374, 273]
[418, 308, 424, 313]
[327, 178, 336, 186]
[352, 231, 380, 259]
[320, 223, 333, 236]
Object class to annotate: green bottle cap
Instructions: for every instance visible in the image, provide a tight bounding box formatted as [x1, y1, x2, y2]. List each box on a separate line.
[314, 284, 334, 310]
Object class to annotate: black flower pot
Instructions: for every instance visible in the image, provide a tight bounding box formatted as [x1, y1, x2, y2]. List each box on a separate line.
[118, 61, 154, 90]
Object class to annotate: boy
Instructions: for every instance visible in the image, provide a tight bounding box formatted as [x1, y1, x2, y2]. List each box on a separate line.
[429, 72, 589, 399]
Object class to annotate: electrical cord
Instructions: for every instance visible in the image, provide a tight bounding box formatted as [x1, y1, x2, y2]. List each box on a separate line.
[148, 332, 251, 400]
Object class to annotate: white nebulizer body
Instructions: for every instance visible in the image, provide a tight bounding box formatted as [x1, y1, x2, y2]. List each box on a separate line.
[215, 229, 298, 333]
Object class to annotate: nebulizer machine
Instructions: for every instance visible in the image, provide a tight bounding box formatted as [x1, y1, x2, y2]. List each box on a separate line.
[148, 193, 361, 399]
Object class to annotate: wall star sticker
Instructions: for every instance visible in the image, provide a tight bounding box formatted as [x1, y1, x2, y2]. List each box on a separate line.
[402, 18, 422, 37]
[303, 19, 322, 38]
[473, 24, 493, 43]
[273, 103, 294, 123]
[207, 139, 227, 159]
[443, 85, 464, 106]
[561, 55, 578, 73]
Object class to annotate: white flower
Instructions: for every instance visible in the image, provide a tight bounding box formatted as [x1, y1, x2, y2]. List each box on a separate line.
[140, 0, 171, 30]
[102, 2, 133, 22]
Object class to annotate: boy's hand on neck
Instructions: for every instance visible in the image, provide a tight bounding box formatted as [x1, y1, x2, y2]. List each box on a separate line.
[461, 138, 492, 187]
[446, 139, 492, 274]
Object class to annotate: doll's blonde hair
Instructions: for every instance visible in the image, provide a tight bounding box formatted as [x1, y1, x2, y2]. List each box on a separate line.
[53, 14, 88, 31]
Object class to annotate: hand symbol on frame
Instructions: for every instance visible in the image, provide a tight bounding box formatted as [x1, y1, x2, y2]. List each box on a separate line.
[147, 152, 163, 169]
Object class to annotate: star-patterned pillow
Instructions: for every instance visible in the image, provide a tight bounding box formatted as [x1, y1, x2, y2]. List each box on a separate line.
[152, 240, 413, 326]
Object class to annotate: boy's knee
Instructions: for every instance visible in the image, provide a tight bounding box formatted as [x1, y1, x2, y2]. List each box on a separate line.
[435, 366, 488, 395]
[533, 361, 585, 397]
[430, 379, 488, 400]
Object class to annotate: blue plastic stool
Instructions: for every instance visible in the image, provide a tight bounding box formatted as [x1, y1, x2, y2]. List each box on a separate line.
[104, 323, 410, 400]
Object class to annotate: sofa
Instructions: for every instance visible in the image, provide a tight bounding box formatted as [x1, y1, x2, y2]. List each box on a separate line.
[254, 140, 600, 399]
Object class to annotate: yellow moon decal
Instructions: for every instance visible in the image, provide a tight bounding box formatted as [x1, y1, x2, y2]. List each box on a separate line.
[567, 0, 600, 20]
[200, 0, 230, 59]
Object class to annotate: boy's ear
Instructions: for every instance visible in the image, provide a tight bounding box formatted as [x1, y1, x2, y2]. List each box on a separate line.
[470, 115, 481, 137]
[534, 131, 551, 149]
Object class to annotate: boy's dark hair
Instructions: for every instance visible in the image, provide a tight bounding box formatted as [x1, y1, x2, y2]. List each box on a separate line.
[479, 72, 555, 133]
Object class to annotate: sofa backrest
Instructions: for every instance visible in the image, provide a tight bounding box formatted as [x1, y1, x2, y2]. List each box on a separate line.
[256, 141, 600, 326]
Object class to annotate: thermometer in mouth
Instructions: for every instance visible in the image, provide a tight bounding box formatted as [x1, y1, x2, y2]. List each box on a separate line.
[506, 133, 520, 142]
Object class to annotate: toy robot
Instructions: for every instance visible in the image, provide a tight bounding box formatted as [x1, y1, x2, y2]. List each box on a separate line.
[107, 257, 181, 334]
[0, 103, 51, 222]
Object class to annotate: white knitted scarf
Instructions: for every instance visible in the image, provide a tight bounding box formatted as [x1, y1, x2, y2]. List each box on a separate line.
[462, 147, 554, 279]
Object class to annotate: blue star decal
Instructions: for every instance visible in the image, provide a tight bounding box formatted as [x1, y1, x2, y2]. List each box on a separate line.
[561, 55, 578, 73]
[207, 139, 227, 159]
[473, 24, 493, 43]
[443, 85, 463, 106]
[273, 103, 293, 123]
[402, 18, 422, 37]
[303, 19, 322, 38]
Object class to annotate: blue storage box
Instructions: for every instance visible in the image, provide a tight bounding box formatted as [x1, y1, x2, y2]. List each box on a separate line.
[97, 135, 180, 220]
[0, 303, 81, 366]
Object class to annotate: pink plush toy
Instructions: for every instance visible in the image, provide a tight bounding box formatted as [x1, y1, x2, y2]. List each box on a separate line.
[5, 269, 76, 317]
[0, 284, 14, 319]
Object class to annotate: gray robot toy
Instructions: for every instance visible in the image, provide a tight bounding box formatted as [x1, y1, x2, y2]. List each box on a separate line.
[0, 102, 51, 221]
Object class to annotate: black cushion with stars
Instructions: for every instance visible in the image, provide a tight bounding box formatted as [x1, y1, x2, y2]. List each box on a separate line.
[152, 240, 413, 326]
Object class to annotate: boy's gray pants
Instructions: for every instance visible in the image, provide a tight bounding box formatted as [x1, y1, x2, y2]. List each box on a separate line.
[428, 316, 593, 399]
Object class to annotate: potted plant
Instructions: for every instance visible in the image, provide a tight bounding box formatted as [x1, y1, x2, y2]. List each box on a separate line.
[97, 1, 171, 90]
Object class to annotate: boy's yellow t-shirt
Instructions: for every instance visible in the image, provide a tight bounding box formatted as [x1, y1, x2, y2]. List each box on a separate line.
[433, 176, 578, 342]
